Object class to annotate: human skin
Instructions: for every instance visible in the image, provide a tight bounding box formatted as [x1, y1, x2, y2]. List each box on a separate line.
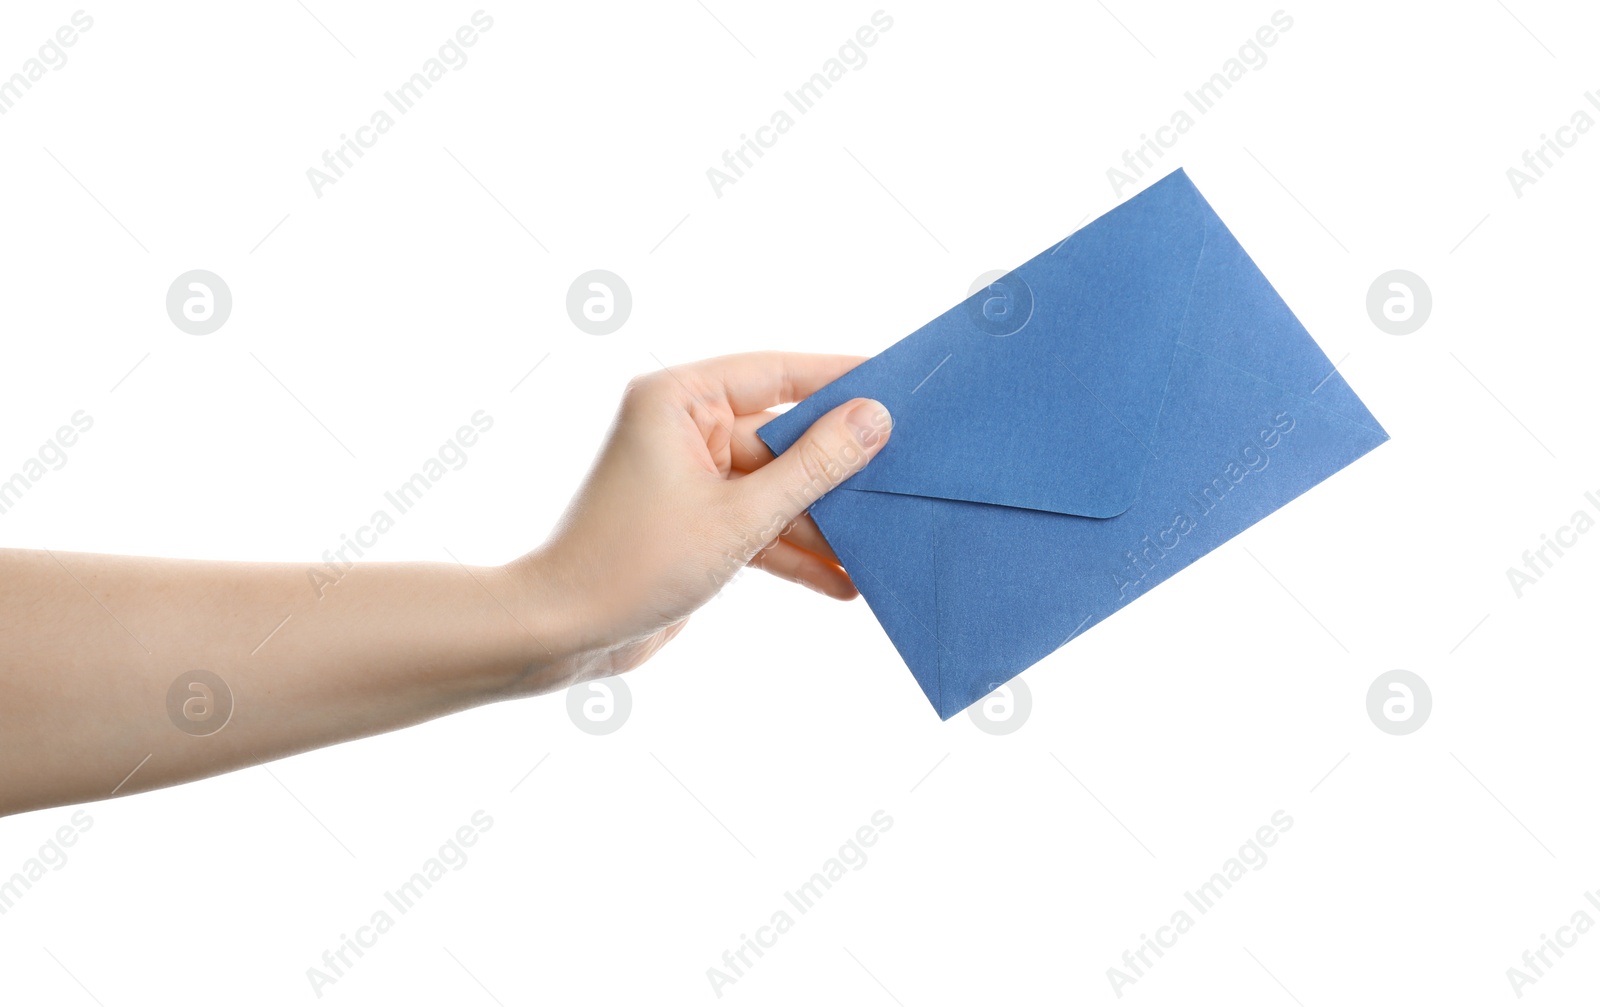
[0, 353, 890, 817]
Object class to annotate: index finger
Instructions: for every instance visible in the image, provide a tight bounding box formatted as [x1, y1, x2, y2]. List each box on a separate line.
[685, 352, 867, 415]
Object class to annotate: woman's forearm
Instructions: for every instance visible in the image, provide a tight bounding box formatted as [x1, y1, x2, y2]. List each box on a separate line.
[0, 549, 562, 817]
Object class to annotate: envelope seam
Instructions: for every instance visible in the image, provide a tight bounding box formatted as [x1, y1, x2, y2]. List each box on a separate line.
[929, 497, 942, 715]
[827, 492, 956, 660]
[1145, 209, 1212, 460]
[1171, 339, 1390, 439]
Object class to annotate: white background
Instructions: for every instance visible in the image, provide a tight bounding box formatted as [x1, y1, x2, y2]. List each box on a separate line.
[0, 1, 1596, 1003]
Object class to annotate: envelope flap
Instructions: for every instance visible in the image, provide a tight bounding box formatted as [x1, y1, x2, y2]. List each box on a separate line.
[758, 170, 1210, 519]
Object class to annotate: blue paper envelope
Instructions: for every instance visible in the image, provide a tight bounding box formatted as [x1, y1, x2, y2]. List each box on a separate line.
[757, 168, 1388, 720]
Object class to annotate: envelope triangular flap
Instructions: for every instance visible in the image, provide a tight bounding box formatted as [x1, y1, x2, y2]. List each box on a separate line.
[758, 171, 1211, 520]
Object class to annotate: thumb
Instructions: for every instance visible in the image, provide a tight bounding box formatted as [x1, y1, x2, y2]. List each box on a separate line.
[738, 397, 892, 531]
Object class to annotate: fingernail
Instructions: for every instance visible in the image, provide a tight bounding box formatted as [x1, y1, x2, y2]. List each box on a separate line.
[846, 399, 890, 449]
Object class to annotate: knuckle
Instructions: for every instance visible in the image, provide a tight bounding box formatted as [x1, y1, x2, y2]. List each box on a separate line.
[796, 437, 845, 492]
[621, 372, 658, 400]
[620, 371, 669, 413]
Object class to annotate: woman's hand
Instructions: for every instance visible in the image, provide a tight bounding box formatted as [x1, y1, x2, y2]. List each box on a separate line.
[0, 352, 889, 816]
[513, 352, 892, 687]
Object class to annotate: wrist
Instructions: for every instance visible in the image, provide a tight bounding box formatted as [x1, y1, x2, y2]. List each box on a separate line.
[497, 549, 592, 695]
